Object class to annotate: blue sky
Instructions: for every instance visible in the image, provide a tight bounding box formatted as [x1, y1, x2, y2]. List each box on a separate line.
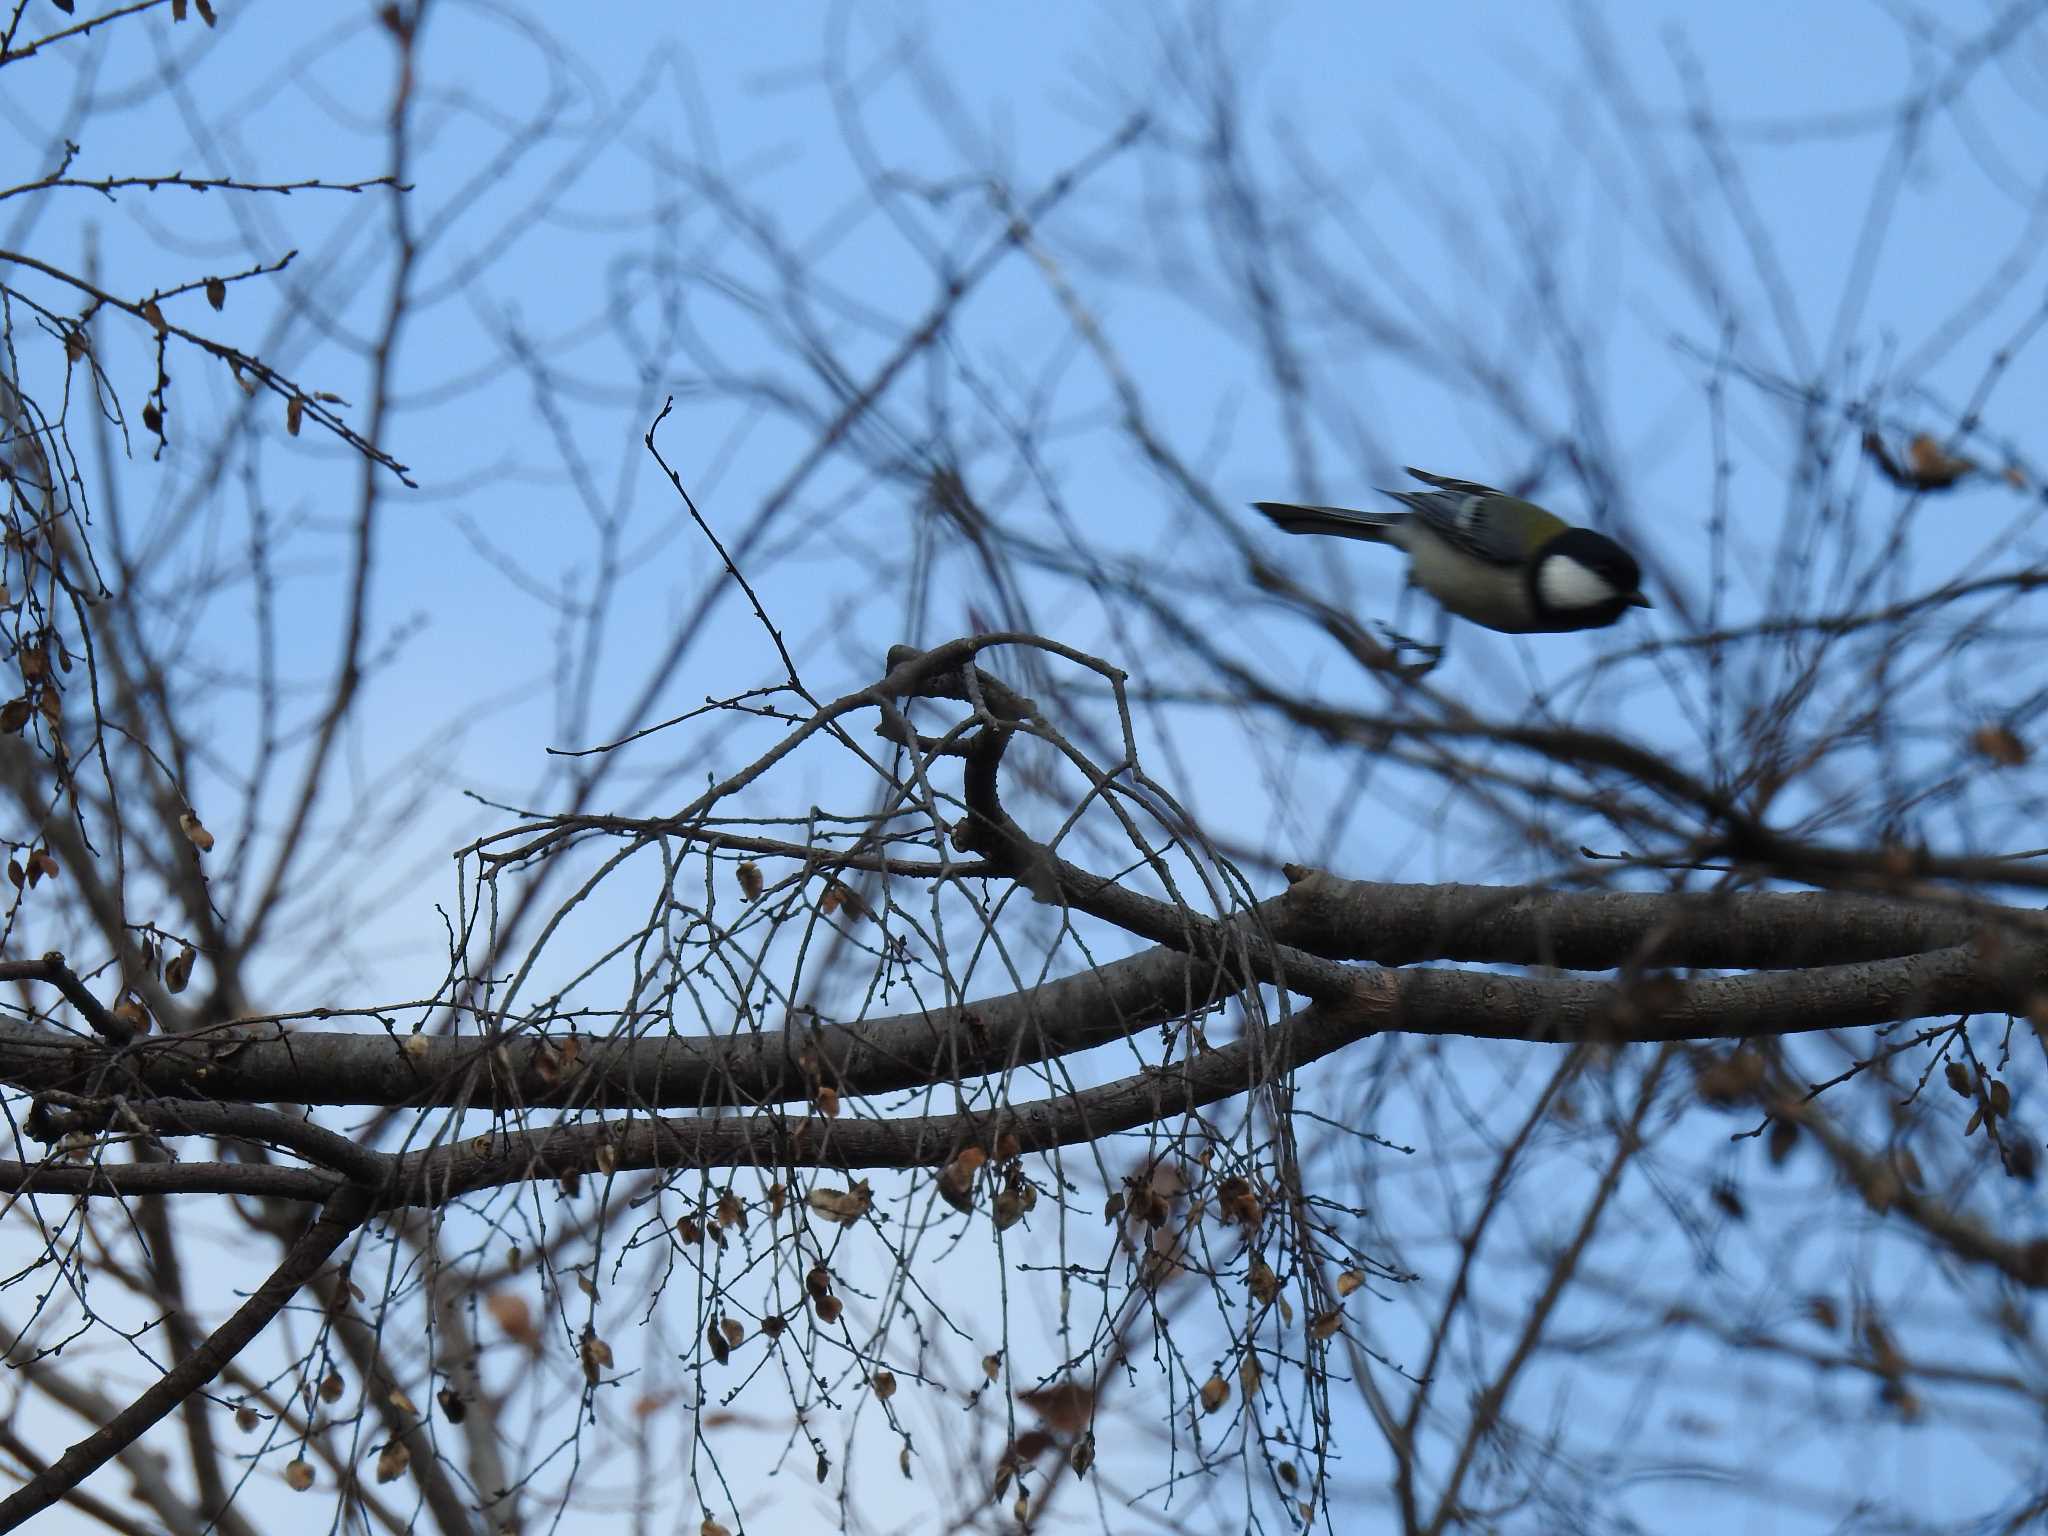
[4, 2, 2046, 1533]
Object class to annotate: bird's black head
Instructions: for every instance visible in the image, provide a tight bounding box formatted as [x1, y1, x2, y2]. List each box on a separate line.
[1528, 528, 1649, 630]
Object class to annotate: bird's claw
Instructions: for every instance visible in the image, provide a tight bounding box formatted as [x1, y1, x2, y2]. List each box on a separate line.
[1375, 624, 1445, 677]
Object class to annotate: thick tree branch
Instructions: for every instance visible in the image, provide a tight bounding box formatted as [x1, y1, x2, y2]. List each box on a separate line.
[386, 987, 1382, 1206]
[0, 879, 2028, 1118]
[0, 1157, 340, 1201]
[1269, 869, 1988, 967]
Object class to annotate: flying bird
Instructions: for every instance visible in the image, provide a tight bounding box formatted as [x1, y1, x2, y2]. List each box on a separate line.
[1254, 468, 1650, 634]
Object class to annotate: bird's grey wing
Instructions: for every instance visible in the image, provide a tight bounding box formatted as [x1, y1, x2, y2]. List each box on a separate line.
[1381, 486, 1526, 567]
[1404, 466, 1511, 500]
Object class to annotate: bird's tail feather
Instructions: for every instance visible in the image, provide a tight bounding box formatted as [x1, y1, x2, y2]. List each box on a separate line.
[1251, 501, 1406, 544]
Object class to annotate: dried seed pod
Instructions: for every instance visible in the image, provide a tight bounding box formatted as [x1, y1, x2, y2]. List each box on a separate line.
[179, 810, 215, 853]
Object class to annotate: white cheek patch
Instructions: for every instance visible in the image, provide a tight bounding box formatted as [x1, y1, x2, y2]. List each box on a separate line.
[1537, 555, 1621, 611]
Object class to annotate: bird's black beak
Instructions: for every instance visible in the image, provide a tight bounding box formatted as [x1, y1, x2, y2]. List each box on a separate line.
[1628, 591, 1653, 608]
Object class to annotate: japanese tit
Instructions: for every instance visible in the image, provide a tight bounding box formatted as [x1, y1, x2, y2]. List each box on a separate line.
[1254, 468, 1651, 634]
